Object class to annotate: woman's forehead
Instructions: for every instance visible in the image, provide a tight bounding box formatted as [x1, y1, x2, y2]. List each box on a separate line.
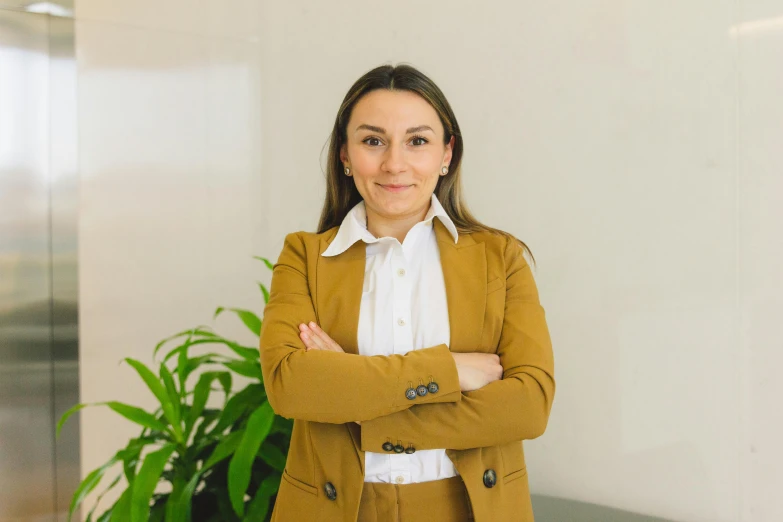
[350, 90, 441, 133]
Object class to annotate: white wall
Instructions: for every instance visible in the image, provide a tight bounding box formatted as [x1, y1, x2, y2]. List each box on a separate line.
[77, 1, 783, 520]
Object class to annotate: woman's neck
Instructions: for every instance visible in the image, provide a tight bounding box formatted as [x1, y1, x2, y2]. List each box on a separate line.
[366, 204, 430, 244]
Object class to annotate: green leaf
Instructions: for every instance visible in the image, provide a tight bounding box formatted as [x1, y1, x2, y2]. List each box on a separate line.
[253, 256, 274, 270]
[208, 384, 264, 436]
[176, 339, 189, 397]
[223, 340, 261, 361]
[163, 338, 225, 364]
[185, 371, 231, 436]
[228, 402, 275, 516]
[213, 307, 262, 337]
[166, 429, 245, 522]
[193, 409, 220, 442]
[258, 441, 287, 472]
[165, 470, 201, 522]
[203, 429, 245, 470]
[182, 353, 231, 381]
[67, 456, 118, 522]
[257, 282, 270, 304]
[215, 372, 232, 401]
[110, 487, 133, 522]
[57, 402, 89, 438]
[243, 473, 281, 522]
[97, 507, 114, 522]
[153, 326, 215, 360]
[130, 443, 176, 522]
[105, 402, 169, 433]
[117, 436, 159, 482]
[123, 358, 182, 442]
[166, 329, 258, 361]
[95, 495, 119, 522]
[221, 360, 263, 381]
[86, 473, 121, 522]
[160, 363, 181, 424]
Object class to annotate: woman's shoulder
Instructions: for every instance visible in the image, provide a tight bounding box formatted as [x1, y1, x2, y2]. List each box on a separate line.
[281, 227, 339, 253]
[462, 227, 516, 251]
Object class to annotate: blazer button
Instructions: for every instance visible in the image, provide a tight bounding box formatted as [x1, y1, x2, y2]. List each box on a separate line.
[405, 387, 417, 400]
[324, 481, 337, 501]
[416, 384, 428, 397]
[427, 381, 439, 393]
[404, 446, 416, 454]
[393, 444, 405, 453]
[382, 442, 395, 452]
[483, 469, 497, 488]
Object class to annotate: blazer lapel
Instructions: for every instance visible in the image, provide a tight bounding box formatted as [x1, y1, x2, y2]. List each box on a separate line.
[316, 231, 365, 355]
[315, 219, 487, 356]
[433, 218, 487, 354]
[315, 219, 488, 460]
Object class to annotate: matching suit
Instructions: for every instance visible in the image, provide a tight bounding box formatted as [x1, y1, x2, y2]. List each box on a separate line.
[259, 218, 555, 521]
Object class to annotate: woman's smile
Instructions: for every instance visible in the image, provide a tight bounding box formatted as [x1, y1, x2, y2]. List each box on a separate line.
[378, 183, 413, 193]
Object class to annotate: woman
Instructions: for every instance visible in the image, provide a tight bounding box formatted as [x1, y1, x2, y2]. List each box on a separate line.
[259, 63, 555, 522]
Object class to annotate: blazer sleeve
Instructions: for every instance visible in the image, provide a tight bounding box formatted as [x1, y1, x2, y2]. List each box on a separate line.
[259, 232, 462, 424]
[359, 237, 555, 451]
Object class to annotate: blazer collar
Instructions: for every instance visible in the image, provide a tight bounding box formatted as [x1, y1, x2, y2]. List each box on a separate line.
[321, 193, 459, 258]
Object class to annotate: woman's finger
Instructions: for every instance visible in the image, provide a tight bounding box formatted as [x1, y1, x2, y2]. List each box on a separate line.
[299, 329, 315, 351]
[307, 322, 344, 352]
[304, 327, 328, 351]
[304, 323, 334, 351]
[299, 324, 323, 351]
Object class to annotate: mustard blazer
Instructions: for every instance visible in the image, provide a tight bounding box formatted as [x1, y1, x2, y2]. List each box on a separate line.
[259, 218, 555, 522]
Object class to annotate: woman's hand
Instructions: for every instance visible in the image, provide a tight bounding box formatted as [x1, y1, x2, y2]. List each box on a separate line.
[298, 322, 345, 353]
[451, 352, 503, 392]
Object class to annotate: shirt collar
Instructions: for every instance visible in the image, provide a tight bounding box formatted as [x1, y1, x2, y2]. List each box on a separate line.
[321, 193, 459, 257]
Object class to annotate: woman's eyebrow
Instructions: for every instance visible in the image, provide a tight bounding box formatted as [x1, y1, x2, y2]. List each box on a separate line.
[354, 124, 434, 134]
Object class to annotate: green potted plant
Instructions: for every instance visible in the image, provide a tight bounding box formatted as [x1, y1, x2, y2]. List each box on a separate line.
[58, 257, 291, 522]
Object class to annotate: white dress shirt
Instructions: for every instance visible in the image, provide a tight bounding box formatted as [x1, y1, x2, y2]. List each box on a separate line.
[321, 193, 460, 484]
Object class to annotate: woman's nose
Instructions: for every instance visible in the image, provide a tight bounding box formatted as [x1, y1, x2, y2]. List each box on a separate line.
[381, 142, 406, 173]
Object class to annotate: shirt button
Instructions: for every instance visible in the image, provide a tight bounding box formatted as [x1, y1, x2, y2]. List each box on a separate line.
[397, 318, 405, 326]
[395, 476, 405, 484]
[397, 268, 406, 277]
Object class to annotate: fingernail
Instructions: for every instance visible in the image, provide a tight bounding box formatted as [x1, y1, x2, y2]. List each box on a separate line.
[309, 321, 317, 328]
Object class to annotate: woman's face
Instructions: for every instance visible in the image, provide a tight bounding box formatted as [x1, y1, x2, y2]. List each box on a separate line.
[340, 89, 454, 224]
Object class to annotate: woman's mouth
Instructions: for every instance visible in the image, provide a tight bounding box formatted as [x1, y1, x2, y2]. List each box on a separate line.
[379, 184, 412, 193]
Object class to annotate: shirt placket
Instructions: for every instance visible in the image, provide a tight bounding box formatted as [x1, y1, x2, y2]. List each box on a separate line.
[389, 240, 413, 483]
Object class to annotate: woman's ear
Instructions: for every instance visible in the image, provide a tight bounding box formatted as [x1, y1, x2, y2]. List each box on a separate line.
[443, 135, 455, 165]
[340, 143, 348, 165]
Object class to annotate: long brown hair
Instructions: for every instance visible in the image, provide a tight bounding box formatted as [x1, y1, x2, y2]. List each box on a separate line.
[317, 63, 534, 266]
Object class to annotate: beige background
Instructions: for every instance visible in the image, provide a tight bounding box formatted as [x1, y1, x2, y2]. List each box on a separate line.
[76, 1, 783, 521]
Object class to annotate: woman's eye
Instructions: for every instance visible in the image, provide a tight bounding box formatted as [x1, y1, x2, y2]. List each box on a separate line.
[363, 137, 382, 146]
[411, 136, 428, 146]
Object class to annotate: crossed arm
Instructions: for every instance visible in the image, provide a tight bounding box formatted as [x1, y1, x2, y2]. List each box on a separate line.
[260, 232, 555, 449]
[259, 232, 463, 424]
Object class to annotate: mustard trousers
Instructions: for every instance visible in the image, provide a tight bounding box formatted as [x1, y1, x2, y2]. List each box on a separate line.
[357, 476, 474, 522]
